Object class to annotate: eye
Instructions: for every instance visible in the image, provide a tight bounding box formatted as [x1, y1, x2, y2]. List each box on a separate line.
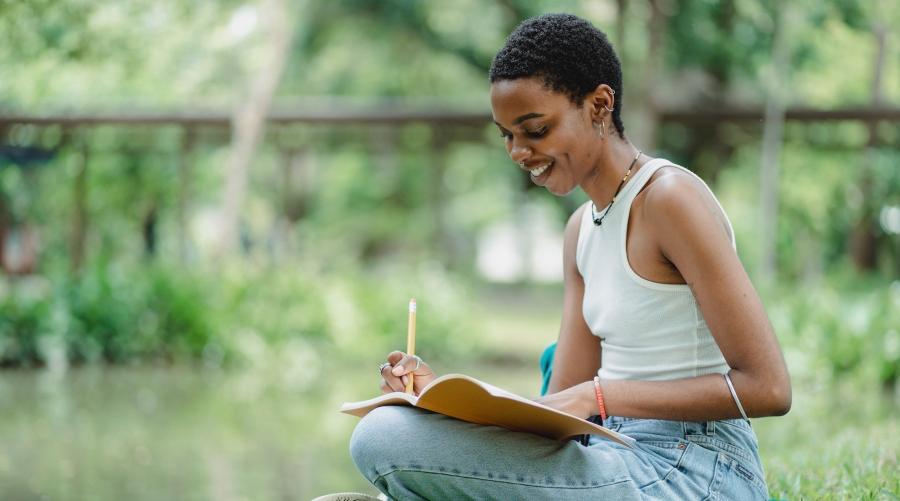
[498, 129, 512, 140]
[525, 126, 548, 138]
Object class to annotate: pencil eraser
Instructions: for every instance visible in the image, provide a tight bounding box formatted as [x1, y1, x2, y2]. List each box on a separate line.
[409, 299, 416, 312]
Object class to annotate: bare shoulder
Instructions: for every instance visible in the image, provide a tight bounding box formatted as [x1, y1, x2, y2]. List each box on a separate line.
[640, 166, 731, 240]
[642, 166, 711, 207]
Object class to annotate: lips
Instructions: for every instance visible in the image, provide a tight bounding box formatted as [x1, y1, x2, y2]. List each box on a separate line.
[529, 163, 551, 177]
[525, 161, 554, 183]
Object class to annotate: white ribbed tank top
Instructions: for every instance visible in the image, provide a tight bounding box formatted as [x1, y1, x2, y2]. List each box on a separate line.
[576, 158, 733, 381]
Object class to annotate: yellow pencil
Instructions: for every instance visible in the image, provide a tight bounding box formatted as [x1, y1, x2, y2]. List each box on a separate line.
[405, 298, 416, 394]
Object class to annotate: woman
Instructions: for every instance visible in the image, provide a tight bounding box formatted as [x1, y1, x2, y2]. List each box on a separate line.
[350, 13, 791, 500]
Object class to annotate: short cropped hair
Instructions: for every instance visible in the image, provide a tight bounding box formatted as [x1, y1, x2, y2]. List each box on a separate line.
[489, 13, 625, 137]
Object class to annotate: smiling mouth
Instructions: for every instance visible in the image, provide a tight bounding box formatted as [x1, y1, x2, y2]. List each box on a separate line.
[527, 161, 553, 180]
[530, 163, 551, 176]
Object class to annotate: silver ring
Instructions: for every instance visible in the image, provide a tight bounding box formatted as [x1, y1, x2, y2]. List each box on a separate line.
[378, 362, 391, 376]
[411, 355, 422, 371]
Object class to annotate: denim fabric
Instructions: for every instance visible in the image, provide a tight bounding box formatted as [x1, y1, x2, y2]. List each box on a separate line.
[350, 407, 768, 500]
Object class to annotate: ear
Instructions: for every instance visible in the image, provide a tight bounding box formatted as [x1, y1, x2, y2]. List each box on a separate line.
[586, 84, 615, 123]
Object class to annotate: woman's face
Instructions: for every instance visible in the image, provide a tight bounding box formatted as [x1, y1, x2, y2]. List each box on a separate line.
[490, 77, 597, 196]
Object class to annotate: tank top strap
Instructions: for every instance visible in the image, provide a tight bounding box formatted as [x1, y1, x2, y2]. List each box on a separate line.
[616, 157, 669, 207]
[617, 158, 737, 249]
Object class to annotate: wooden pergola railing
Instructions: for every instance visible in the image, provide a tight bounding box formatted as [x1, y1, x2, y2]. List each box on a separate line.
[1, 104, 897, 274]
[2, 106, 900, 128]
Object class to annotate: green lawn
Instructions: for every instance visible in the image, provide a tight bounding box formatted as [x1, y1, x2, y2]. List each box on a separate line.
[466, 286, 900, 500]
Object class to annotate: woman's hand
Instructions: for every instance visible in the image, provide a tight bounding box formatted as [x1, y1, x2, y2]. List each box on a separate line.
[379, 351, 437, 396]
[531, 381, 596, 420]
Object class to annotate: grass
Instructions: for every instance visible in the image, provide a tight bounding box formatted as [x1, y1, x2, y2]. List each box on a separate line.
[754, 378, 899, 500]
[466, 285, 900, 500]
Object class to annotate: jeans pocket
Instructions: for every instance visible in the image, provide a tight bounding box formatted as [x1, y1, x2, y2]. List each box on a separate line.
[730, 459, 768, 499]
[705, 453, 768, 501]
[685, 434, 755, 467]
[635, 439, 690, 486]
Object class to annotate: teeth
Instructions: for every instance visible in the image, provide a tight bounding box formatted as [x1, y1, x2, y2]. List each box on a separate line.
[530, 163, 551, 176]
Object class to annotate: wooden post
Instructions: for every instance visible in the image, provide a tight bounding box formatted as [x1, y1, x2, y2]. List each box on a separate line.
[0, 125, 7, 273]
[430, 131, 449, 266]
[177, 127, 196, 264]
[272, 144, 298, 260]
[70, 132, 88, 273]
[850, 22, 887, 271]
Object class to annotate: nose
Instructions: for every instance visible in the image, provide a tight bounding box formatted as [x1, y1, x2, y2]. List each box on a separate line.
[508, 139, 531, 166]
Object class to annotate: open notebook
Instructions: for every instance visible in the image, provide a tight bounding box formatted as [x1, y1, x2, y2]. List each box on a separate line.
[341, 373, 634, 447]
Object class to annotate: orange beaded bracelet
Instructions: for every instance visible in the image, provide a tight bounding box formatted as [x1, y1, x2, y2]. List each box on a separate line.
[593, 376, 608, 421]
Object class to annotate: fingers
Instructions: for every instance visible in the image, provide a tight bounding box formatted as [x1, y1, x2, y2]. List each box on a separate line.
[390, 354, 424, 377]
[380, 361, 406, 393]
[381, 351, 429, 394]
[381, 378, 403, 394]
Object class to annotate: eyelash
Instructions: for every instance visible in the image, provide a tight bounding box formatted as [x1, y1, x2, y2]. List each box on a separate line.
[500, 127, 548, 140]
[527, 127, 548, 138]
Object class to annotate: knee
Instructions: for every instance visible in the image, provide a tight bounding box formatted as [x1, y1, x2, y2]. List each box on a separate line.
[349, 406, 416, 478]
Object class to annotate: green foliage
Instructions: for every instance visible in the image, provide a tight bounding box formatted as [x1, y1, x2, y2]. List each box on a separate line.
[766, 271, 900, 391]
[0, 3, 897, 499]
[210, 259, 478, 364]
[0, 258, 478, 368]
[0, 262, 216, 365]
[0, 280, 51, 365]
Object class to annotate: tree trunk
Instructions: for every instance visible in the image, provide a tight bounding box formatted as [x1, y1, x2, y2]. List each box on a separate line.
[142, 202, 158, 258]
[758, 5, 789, 285]
[615, 0, 627, 56]
[631, 0, 667, 150]
[216, 0, 297, 257]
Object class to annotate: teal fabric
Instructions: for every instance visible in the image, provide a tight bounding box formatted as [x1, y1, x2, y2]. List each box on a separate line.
[539, 342, 556, 396]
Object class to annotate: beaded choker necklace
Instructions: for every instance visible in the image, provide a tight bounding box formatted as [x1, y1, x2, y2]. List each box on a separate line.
[591, 150, 642, 226]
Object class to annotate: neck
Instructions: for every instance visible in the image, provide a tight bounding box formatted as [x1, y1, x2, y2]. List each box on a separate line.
[581, 137, 645, 209]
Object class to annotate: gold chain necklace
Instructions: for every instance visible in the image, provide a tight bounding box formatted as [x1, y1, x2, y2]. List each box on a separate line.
[591, 150, 642, 226]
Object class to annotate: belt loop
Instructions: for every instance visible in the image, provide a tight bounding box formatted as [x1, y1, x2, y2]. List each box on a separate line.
[705, 420, 716, 436]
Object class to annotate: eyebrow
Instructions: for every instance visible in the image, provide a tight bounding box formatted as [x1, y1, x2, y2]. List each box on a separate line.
[493, 112, 545, 128]
[513, 112, 544, 125]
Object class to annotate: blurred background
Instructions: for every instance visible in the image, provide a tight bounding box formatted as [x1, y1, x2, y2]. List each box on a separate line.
[0, 0, 897, 499]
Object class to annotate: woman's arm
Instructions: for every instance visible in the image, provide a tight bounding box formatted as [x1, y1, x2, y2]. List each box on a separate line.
[545, 204, 602, 394]
[538, 173, 791, 421]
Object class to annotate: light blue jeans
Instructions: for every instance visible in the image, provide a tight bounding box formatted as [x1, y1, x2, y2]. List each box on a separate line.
[349, 407, 768, 500]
